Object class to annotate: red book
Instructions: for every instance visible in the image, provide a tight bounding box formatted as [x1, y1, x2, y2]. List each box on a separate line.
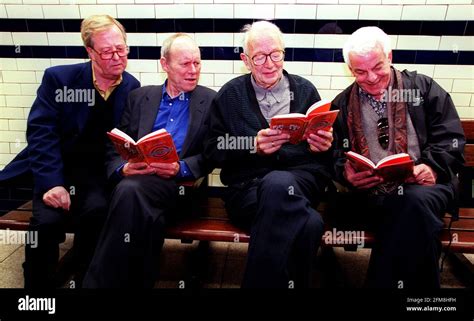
[107, 128, 179, 164]
[270, 99, 339, 144]
[345, 151, 414, 182]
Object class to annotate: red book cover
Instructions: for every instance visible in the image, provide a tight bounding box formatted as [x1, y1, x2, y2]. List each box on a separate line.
[345, 151, 414, 182]
[107, 128, 179, 164]
[270, 99, 339, 144]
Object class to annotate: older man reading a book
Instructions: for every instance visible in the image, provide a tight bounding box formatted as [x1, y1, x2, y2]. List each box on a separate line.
[83, 33, 215, 288]
[330, 26, 465, 288]
[205, 21, 333, 288]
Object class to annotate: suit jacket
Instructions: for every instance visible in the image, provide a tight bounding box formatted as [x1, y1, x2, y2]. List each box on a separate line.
[106, 84, 216, 182]
[0, 61, 140, 194]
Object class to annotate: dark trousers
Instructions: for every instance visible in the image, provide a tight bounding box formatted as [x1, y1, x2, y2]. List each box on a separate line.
[328, 183, 453, 288]
[83, 175, 177, 288]
[224, 170, 326, 288]
[23, 178, 108, 289]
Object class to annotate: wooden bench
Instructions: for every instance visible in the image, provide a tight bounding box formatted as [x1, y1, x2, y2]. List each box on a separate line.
[1, 119, 473, 254]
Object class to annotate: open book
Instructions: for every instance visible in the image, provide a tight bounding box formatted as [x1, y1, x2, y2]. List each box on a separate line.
[345, 151, 414, 182]
[107, 128, 179, 164]
[270, 99, 339, 144]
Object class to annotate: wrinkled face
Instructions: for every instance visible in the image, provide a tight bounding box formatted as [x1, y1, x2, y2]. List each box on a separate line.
[160, 37, 201, 96]
[87, 25, 128, 80]
[348, 45, 392, 99]
[240, 33, 284, 90]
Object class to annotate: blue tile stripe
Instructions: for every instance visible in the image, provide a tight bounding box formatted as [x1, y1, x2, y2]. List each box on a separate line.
[0, 45, 472, 65]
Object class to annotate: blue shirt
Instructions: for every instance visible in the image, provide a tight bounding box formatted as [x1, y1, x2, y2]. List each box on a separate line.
[152, 82, 193, 179]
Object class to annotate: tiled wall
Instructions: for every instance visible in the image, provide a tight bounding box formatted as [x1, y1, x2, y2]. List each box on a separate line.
[0, 0, 473, 172]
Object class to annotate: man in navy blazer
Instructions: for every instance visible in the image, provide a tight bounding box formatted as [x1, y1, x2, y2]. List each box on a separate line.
[0, 15, 140, 288]
[84, 33, 215, 288]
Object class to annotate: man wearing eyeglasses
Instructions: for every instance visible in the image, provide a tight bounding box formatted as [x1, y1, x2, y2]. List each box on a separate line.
[0, 15, 140, 288]
[205, 21, 333, 288]
[330, 27, 465, 288]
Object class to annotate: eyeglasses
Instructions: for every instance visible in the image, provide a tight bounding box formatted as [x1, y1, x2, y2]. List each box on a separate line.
[247, 50, 285, 66]
[377, 117, 389, 149]
[90, 46, 129, 60]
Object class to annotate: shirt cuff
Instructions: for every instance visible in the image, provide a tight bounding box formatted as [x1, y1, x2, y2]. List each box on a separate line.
[177, 160, 194, 179]
[116, 162, 126, 178]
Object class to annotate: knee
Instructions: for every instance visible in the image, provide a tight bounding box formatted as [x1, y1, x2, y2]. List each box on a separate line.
[258, 171, 298, 196]
[113, 176, 146, 197]
[305, 212, 325, 236]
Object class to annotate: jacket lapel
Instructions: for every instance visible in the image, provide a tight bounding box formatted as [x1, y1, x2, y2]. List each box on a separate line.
[111, 75, 130, 126]
[138, 85, 163, 139]
[181, 87, 205, 157]
[74, 62, 95, 132]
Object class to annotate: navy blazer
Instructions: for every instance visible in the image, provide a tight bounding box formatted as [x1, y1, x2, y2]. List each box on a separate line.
[0, 61, 140, 193]
[106, 84, 216, 182]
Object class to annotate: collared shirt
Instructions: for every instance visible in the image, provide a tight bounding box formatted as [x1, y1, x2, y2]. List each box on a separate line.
[92, 66, 122, 101]
[152, 81, 193, 179]
[251, 75, 291, 123]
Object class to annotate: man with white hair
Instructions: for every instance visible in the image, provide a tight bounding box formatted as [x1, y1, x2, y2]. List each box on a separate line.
[205, 21, 333, 288]
[331, 26, 465, 288]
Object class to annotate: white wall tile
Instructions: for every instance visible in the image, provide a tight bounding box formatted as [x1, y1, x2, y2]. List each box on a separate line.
[35, 71, 44, 83]
[233, 60, 248, 74]
[359, 5, 402, 20]
[330, 76, 354, 89]
[0, 131, 26, 142]
[1, 0, 22, 4]
[456, 107, 474, 119]
[12, 33, 48, 46]
[99, 0, 134, 3]
[451, 93, 471, 106]
[6, 96, 35, 108]
[439, 36, 474, 51]
[157, 33, 195, 47]
[0, 154, 15, 165]
[471, 95, 474, 107]
[452, 79, 474, 93]
[174, 0, 212, 3]
[155, 4, 193, 18]
[8, 120, 26, 131]
[10, 141, 27, 154]
[434, 65, 473, 79]
[402, 5, 447, 20]
[0, 84, 21, 95]
[275, 5, 316, 19]
[255, 0, 297, 3]
[317, 89, 342, 101]
[140, 73, 166, 86]
[314, 35, 349, 49]
[20, 84, 40, 96]
[394, 64, 435, 77]
[43, 5, 80, 18]
[194, 33, 234, 47]
[47, 32, 83, 46]
[198, 73, 214, 87]
[433, 78, 453, 92]
[0, 32, 13, 45]
[117, 5, 155, 18]
[23, 0, 58, 3]
[60, 0, 96, 4]
[316, 5, 359, 19]
[0, 5, 7, 18]
[2, 71, 37, 83]
[0, 108, 26, 119]
[214, 0, 253, 3]
[5, 5, 43, 18]
[305, 75, 331, 89]
[284, 62, 313, 75]
[16, 59, 51, 71]
[339, 0, 380, 3]
[79, 5, 117, 18]
[427, 0, 471, 3]
[50, 58, 87, 67]
[194, 4, 233, 18]
[126, 60, 158, 73]
[0, 96, 5, 107]
[127, 33, 157, 46]
[0, 143, 9, 154]
[283, 34, 314, 48]
[297, 0, 338, 3]
[234, 4, 275, 19]
[134, 0, 172, 3]
[382, 0, 425, 3]
[397, 36, 440, 50]
[445, 5, 474, 20]
[312, 62, 352, 76]
[233, 33, 244, 48]
[0, 58, 17, 71]
[201, 60, 233, 73]
[214, 74, 239, 87]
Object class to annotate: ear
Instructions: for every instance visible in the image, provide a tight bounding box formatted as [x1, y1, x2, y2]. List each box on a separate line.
[160, 57, 169, 73]
[387, 51, 393, 64]
[240, 53, 251, 71]
[86, 47, 95, 61]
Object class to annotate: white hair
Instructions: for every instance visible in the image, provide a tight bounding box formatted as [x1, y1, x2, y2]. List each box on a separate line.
[343, 26, 391, 67]
[241, 21, 285, 54]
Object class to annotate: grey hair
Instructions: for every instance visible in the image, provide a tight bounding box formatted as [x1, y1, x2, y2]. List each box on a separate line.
[160, 33, 195, 59]
[342, 26, 391, 67]
[241, 20, 285, 54]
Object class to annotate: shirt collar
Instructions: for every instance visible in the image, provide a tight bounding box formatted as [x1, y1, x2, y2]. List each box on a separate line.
[251, 75, 287, 103]
[162, 80, 190, 101]
[92, 65, 122, 101]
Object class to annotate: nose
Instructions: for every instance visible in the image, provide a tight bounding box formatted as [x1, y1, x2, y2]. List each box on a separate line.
[367, 70, 378, 83]
[189, 64, 196, 73]
[112, 51, 120, 61]
[263, 55, 275, 68]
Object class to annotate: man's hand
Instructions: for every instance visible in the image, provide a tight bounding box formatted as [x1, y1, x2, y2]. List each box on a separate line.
[43, 186, 71, 211]
[343, 161, 383, 190]
[255, 129, 290, 155]
[405, 164, 437, 185]
[150, 162, 180, 179]
[122, 162, 156, 177]
[307, 128, 333, 153]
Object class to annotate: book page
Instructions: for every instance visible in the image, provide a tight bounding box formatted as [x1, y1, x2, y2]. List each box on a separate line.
[137, 128, 168, 144]
[109, 128, 136, 145]
[376, 153, 411, 168]
[306, 98, 331, 117]
[345, 151, 376, 169]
